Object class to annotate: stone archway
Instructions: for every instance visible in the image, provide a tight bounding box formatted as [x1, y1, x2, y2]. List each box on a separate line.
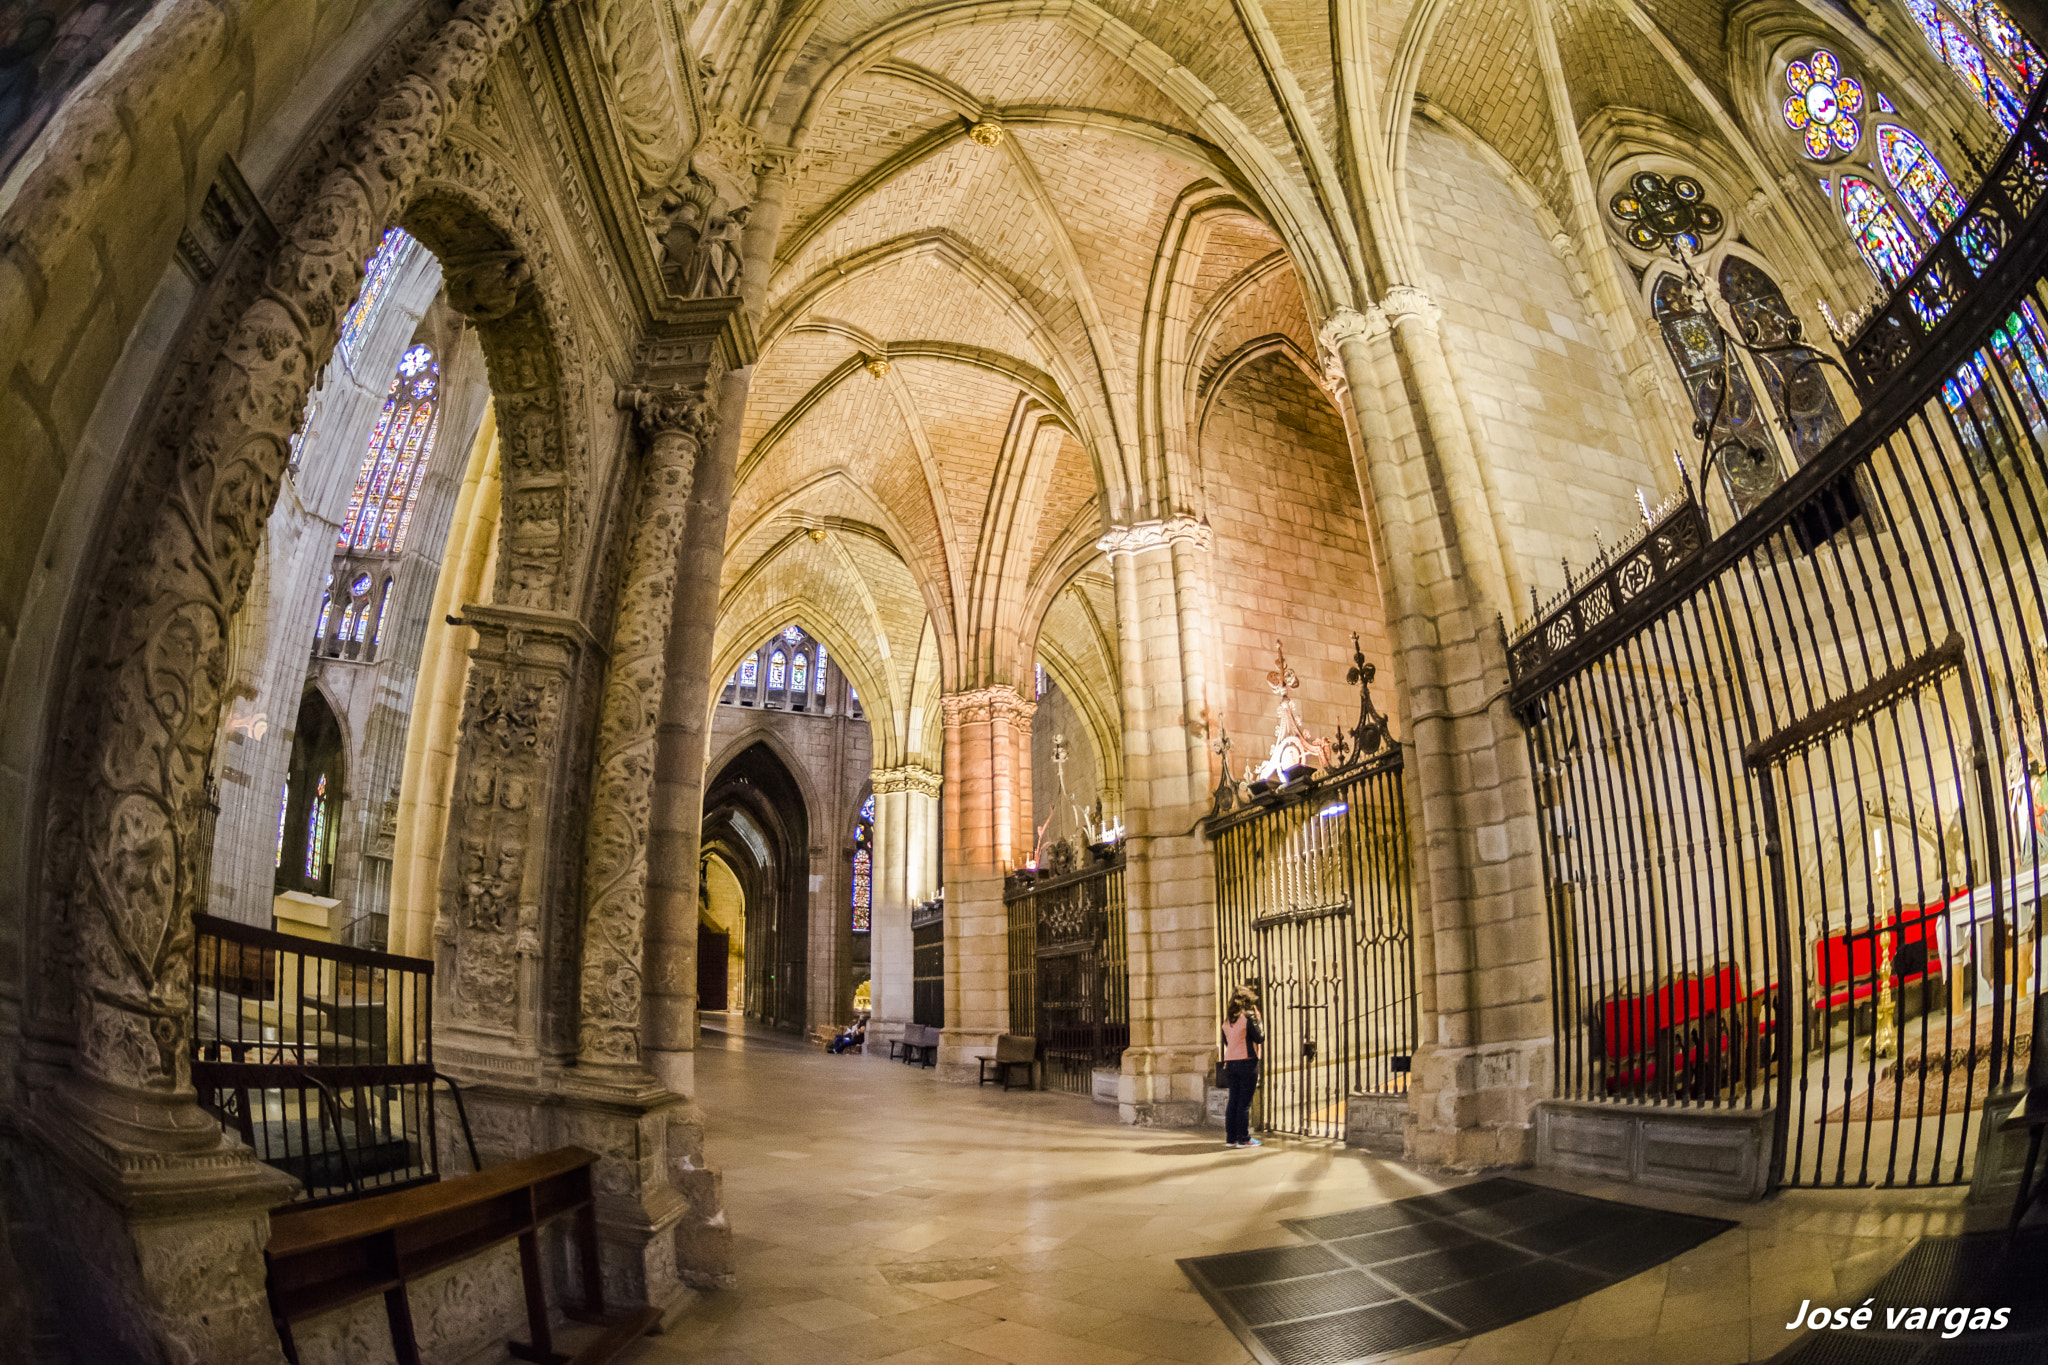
[703, 742, 812, 1033]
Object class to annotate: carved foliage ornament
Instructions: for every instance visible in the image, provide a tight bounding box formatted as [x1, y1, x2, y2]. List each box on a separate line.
[44, 0, 540, 1090]
[586, 0, 698, 210]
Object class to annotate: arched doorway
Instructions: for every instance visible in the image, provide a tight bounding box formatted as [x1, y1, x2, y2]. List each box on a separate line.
[702, 742, 810, 1032]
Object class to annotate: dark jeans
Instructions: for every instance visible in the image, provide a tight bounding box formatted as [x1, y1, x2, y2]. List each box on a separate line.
[1224, 1058, 1259, 1144]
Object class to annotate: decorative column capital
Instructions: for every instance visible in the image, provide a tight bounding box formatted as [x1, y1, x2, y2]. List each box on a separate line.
[1379, 285, 1443, 330]
[620, 382, 717, 447]
[872, 763, 943, 798]
[940, 684, 1036, 725]
[1095, 514, 1212, 557]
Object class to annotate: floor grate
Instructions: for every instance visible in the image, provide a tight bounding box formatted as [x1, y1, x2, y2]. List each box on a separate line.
[1178, 1177, 1734, 1365]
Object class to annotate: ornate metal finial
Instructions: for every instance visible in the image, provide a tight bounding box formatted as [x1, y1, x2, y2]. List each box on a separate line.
[1337, 630, 1392, 767]
[1210, 726, 1241, 815]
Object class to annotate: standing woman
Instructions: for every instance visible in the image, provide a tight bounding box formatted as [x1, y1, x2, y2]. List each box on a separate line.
[1221, 988, 1264, 1148]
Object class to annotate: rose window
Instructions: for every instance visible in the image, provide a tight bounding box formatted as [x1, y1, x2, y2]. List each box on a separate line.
[1609, 172, 1723, 253]
[1783, 50, 1864, 158]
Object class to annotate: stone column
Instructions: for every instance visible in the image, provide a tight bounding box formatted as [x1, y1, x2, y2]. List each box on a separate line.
[1099, 518, 1218, 1126]
[1322, 306, 1550, 1168]
[936, 686, 1032, 1079]
[867, 763, 940, 1055]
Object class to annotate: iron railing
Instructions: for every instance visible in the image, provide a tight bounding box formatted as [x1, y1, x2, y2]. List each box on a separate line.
[1004, 848, 1129, 1094]
[911, 897, 945, 1028]
[1506, 79, 2048, 1189]
[192, 915, 476, 1207]
[1207, 646, 1415, 1140]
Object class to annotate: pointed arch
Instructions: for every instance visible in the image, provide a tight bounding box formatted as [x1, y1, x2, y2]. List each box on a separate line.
[1875, 125, 1966, 239]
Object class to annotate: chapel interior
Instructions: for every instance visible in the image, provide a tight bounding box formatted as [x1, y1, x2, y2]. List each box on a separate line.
[5, 0, 2048, 1361]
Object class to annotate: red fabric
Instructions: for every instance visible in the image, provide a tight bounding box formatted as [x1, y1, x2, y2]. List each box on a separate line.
[1809, 893, 1958, 1012]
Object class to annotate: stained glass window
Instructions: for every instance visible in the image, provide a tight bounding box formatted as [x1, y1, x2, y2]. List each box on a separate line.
[851, 848, 872, 933]
[860, 795, 876, 822]
[1989, 302, 2048, 432]
[1720, 258, 1848, 464]
[338, 230, 419, 372]
[313, 573, 334, 646]
[304, 774, 329, 880]
[371, 579, 394, 649]
[769, 651, 786, 690]
[1875, 91, 1898, 113]
[274, 778, 291, 869]
[1877, 127, 1967, 239]
[1035, 663, 1048, 698]
[1652, 272, 1783, 516]
[782, 625, 803, 645]
[1608, 171, 1724, 252]
[815, 644, 827, 692]
[1906, 0, 2033, 133]
[1841, 176, 1922, 287]
[1783, 49, 1864, 158]
[338, 345, 440, 556]
[740, 657, 758, 687]
[1944, 352, 2016, 468]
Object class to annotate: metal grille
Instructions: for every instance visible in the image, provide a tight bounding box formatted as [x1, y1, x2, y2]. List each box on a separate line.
[1004, 853, 1130, 1093]
[1507, 85, 2048, 1188]
[911, 898, 945, 1028]
[1209, 756, 1416, 1139]
[192, 914, 476, 1207]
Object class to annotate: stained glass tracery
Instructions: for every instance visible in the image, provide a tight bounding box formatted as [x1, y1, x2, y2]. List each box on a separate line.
[740, 657, 758, 687]
[769, 651, 787, 689]
[338, 230, 420, 372]
[1841, 176, 1922, 287]
[792, 653, 808, 694]
[1609, 171, 1723, 252]
[1907, 0, 2034, 134]
[339, 345, 441, 556]
[304, 774, 329, 880]
[1783, 49, 1864, 158]
[1877, 126, 1967, 239]
[815, 644, 827, 692]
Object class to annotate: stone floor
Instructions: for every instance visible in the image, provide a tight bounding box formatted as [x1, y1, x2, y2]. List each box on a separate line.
[610, 1022, 1970, 1365]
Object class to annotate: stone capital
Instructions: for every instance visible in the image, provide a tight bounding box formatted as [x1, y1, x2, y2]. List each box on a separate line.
[621, 381, 717, 448]
[1379, 284, 1442, 329]
[1095, 514, 1212, 557]
[872, 763, 943, 798]
[941, 684, 1036, 726]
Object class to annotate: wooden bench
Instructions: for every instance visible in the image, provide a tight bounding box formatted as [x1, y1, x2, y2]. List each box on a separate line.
[978, 1035, 1037, 1091]
[891, 1023, 939, 1067]
[264, 1145, 659, 1365]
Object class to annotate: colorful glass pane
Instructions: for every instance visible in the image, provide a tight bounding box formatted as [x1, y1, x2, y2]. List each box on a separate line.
[1943, 352, 2016, 467]
[338, 230, 418, 371]
[1841, 176, 1921, 287]
[304, 774, 328, 880]
[313, 573, 333, 645]
[1965, 0, 2042, 88]
[1958, 210, 2007, 275]
[860, 795, 875, 822]
[275, 778, 291, 869]
[339, 347, 439, 555]
[1783, 49, 1863, 158]
[782, 625, 803, 645]
[1875, 91, 1898, 113]
[851, 848, 872, 933]
[792, 653, 808, 694]
[769, 652, 786, 689]
[740, 657, 758, 686]
[1877, 126, 1966, 237]
[815, 644, 827, 692]
[372, 579, 394, 648]
[1989, 303, 2048, 431]
[1720, 258, 1847, 464]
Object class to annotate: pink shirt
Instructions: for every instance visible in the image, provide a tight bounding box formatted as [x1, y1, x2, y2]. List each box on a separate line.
[1223, 1014, 1260, 1061]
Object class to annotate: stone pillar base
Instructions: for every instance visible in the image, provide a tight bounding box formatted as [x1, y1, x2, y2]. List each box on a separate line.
[9, 1073, 300, 1364]
[936, 1028, 998, 1083]
[1405, 1037, 1549, 1169]
[1119, 1045, 1211, 1127]
[863, 1016, 910, 1059]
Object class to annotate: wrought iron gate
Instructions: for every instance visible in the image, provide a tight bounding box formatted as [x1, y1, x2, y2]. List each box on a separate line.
[1006, 851, 1129, 1093]
[912, 897, 944, 1028]
[1506, 83, 2048, 1188]
[1207, 646, 1417, 1140]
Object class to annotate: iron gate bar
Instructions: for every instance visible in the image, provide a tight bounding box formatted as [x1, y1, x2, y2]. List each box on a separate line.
[1003, 852, 1129, 1093]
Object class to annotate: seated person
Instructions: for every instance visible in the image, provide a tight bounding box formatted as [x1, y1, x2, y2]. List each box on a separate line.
[828, 1015, 869, 1053]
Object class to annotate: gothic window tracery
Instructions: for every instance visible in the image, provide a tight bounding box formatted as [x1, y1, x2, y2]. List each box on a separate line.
[1784, 50, 1866, 158]
[339, 230, 420, 372]
[338, 345, 441, 557]
[1877, 126, 1968, 238]
[1905, 0, 2037, 133]
[1840, 176, 1922, 287]
[852, 797, 873, 934]
[1608, 172, 1723, 253]
[769, 651, 787, 695]
[304, 774, 330, 880]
